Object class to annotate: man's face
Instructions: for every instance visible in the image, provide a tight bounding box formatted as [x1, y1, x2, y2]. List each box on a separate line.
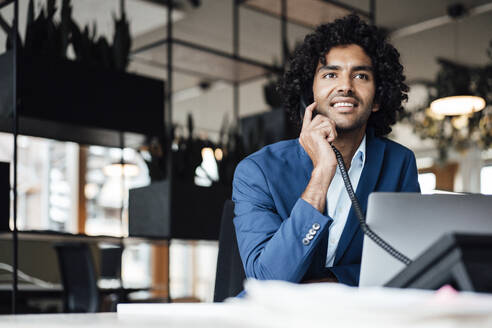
[312, 44, 379, 133]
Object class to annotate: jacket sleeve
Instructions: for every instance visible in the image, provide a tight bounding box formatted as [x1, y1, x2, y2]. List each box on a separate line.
[232, 157, 333, 282]
[400, 151, 421, 192]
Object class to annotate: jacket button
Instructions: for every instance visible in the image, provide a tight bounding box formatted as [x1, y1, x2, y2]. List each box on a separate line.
[312, 223, 320, 230]
[302, 238, 310, 245]
[306, 234, 314, 240]
[309, 228, 316, 235]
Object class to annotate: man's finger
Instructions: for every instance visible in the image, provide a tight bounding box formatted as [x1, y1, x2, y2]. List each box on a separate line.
[315, 122, 337, 142]
[324, 118, 338, 140]
[310, 114, 330, 128]
[302, 101, 317, 129]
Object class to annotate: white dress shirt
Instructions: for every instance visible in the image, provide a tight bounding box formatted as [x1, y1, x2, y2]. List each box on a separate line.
[325, 135, 366, 267]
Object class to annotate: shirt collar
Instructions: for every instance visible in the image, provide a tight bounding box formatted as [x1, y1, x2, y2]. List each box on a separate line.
[335, 134, 366, 174]
[353, 134, 366, 169]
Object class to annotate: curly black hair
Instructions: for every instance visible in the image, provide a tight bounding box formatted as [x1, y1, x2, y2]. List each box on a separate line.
[278, 14, 408, 136]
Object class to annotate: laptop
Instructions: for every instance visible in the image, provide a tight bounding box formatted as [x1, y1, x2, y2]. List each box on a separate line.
[359, 193, 492, 287]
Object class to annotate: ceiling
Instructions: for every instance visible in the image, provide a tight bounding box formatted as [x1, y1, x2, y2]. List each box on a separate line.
[129, 0, 492, 79]
[131, 0, 491, 153]
[1, 0, 491, 153]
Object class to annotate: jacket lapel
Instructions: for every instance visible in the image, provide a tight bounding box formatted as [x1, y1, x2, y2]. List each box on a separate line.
[334, 129, 386, 264]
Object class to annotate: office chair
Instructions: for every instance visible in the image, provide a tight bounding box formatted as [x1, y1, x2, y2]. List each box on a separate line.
[213, 200, 246, 302]
[99, 245, 123, 281]
[54, 242, 99, 313]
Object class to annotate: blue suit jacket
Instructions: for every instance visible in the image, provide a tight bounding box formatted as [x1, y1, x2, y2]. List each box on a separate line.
[232, 128, 420, 286]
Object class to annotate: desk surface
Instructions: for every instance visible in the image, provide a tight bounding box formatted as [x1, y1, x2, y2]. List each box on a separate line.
[0, 311, 254, 328]
[0, 308, 256, 328]
[0, 298, 491, 328]
[2, 281, 492, 327]
[0, 313, 135, 328]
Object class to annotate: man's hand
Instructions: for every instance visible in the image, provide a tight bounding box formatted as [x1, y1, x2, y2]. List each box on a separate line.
[299, 102, 338, 170]
[300, 102, 338, 213]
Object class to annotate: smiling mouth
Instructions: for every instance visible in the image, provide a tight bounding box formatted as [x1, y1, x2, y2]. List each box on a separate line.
[333, 102, 357, 108]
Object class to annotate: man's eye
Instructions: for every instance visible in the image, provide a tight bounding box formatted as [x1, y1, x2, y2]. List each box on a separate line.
[324, 72, 336, 78]
[355, 73, 369, 80]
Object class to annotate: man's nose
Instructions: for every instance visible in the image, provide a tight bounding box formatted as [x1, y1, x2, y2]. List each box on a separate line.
[337, 74, 354, 94]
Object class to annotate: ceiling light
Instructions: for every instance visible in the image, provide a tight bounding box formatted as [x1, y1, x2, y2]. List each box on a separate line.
[429, 95, 485, 116]
[425, 107, 445, 120]
[103, 163, 140, 177]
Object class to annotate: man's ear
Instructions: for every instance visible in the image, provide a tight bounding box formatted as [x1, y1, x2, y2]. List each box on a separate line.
[372, 103, 380, 112]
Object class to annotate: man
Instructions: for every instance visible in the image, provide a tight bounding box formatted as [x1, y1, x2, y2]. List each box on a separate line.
[232, 15, 420, 286]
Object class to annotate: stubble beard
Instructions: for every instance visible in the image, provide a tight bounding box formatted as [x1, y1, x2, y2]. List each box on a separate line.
[316, 102, 373, 135]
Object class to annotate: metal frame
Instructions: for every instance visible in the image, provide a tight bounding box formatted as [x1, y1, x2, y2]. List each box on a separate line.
[323, 0, 372, 19]
[131, 38, 278, 84]
[239, 0, 374, 29]
[0, 0, 21, 314]
[233, 0, 240, 124]
[165, 0, 173, 302]
[2, 0, 169, 313]
[12, 0, 18, 315]
[152, 0, 251, 301]
[131, 56, 276, 86]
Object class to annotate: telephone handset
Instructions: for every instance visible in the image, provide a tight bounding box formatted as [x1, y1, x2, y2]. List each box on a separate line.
[299, 87, 412, 265]
[299, 84, 315, 121]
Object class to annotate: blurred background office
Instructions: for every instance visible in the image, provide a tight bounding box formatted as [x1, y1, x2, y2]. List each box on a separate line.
[0, 0, 490, 313]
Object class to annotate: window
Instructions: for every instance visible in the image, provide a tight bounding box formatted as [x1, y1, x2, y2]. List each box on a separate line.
[84, 146, 149, 237]
[0, 133, 79, 232]
[170, 240, 218, 302]
[84, 146, 152, 289]
[0, 133, 153, 289]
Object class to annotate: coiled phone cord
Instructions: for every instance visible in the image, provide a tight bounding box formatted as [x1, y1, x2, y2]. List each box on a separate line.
[331, 144, 412, 265]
